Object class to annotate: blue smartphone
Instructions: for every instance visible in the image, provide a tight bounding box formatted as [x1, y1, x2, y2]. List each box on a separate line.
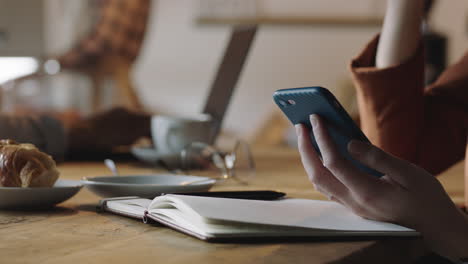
[273, 87, 383, 177]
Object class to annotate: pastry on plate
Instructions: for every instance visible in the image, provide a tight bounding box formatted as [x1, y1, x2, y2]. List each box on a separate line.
[0, 140, 59, 187]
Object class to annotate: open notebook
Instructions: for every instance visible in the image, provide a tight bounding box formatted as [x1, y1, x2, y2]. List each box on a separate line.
[99, 195, 418, 241]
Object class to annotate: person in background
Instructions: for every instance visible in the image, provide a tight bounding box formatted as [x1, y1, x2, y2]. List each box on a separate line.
[55, 0, 153, 157]
[0, 0, 153, 159]
[351, 0, 467, 177]
[296, 0, 468, 261]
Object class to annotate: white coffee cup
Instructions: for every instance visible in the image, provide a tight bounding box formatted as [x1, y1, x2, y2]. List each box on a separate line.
[151, 114, 215, 156]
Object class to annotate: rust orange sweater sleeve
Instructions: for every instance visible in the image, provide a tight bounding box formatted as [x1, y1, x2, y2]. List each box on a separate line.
[350, 35, 468, 175]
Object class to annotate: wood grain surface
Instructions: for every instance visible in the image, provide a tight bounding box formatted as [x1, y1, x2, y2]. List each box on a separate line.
[0, 147, 463, 264]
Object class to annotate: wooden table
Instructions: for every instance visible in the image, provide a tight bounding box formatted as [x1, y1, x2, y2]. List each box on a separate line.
[0, 147, 464, 264]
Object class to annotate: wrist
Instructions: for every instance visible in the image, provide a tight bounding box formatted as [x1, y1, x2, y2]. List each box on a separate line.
[419, 207, 468, 260]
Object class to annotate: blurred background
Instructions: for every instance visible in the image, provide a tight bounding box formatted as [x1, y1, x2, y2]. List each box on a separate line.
[0, 0, 467, 146]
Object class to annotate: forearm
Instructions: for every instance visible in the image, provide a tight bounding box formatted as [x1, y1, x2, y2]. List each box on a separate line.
[65, 107, 151, 155]
[376, 0, 424, 68]
[406, 191, 468, 261]
[0, 114, 66, 159]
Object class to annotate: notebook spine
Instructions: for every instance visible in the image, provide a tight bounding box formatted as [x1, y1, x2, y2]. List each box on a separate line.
[97, 196, 141, 212]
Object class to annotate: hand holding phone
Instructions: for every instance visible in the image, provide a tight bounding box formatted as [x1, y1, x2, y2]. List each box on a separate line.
[273, 87, 383, 177]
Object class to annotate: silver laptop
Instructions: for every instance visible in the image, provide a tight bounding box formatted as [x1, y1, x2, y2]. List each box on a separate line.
[202, 25, 257, 143]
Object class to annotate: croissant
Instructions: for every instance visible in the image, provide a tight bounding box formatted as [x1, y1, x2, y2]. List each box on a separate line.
[0, 140, 59, 187]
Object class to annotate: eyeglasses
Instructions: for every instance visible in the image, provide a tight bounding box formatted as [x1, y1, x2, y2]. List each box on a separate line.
[180, 140, 255, 185]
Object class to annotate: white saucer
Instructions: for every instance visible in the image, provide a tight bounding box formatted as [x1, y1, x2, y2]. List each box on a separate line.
[130, 146, 160, 164]
[82, 174, 216, 198]
[131, 146, 180, 165]
[0, 179, 83, 209]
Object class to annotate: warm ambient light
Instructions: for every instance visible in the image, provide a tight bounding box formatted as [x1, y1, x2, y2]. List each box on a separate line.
[0, 57, 38, 84]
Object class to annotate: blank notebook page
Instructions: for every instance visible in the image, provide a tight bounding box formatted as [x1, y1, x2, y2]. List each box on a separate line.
[152, 195, 414, 232]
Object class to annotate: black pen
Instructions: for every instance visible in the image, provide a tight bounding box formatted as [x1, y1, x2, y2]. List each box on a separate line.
[167, 190, 286, 201]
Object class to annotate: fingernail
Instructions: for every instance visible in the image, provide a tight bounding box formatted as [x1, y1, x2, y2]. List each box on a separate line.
[348, 140, 367, 155]
[294, 124, 301, 136]
[310, 115, 318, 128]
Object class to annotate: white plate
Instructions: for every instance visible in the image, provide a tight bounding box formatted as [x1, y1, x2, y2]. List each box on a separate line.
[82, 175, 216, 198]
[0, 179, 83, 209]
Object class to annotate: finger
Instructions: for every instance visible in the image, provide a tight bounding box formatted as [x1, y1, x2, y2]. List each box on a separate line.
[314, 184, 344, 204]
[295, 124, 380, 220]
[317, 186, 371, 219]
[295, 123, 368, 214]
[295, 124, 350, 201]
[295, 124, 326, 177]
[347, 140, 417, 187]
[310, 115, 381, 193]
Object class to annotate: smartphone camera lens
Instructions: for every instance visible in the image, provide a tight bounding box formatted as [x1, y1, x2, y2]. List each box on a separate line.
[279, 100, 287, 107]
[287, 99, 296, 105]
